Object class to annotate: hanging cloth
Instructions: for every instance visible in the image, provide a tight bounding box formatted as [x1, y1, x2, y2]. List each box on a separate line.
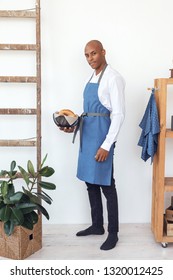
[138, 89, 160, 162]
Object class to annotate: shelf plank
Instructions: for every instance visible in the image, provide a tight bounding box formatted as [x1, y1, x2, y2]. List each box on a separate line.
[164, 177, 173, 192]
[0, 76, 37, 83]
[162, 234, 173, 242]
[0, 44, 36, 50]
[0, 139, 36, 146]
[0, 10, 36, 18]
[0, 108, 37, 115]
[166, 129, 173, 138]
[167, 78, 173, 85]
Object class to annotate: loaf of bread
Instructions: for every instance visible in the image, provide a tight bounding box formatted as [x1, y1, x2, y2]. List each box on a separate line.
[58, 109, 77, 117]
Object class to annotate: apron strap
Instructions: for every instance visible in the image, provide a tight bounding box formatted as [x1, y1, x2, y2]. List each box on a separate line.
[98, 63, 108, 84]
[88, 63, 108, 84]
[82, 112, 109, 117]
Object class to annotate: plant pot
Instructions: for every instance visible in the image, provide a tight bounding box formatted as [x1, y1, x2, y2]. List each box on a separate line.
[0, 215, 42, 260]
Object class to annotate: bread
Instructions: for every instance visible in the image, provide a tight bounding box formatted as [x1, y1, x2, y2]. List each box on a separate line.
[58, 109, 76, 117]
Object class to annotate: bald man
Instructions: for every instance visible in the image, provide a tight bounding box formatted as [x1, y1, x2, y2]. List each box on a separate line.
[62, 40, 125, 250]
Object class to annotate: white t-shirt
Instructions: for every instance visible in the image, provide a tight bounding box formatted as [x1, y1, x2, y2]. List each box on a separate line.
[86, 64, 125, 151]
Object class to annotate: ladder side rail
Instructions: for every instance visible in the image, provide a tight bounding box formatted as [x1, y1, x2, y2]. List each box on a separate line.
[36, 0, 41, 172]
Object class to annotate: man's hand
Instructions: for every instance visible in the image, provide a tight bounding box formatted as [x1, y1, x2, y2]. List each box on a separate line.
[59, 126, 76, 133]
[95, 147, 109, 162]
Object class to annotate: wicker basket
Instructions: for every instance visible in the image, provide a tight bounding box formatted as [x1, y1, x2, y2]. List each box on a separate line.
[164, 215, 173, 236]
[0, 216, 42, 260]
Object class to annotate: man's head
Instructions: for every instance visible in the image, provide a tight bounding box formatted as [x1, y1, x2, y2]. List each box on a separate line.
[84, 40, 107, 75]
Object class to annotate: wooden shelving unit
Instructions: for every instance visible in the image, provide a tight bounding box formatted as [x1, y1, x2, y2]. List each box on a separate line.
[151, 78, 173, 247]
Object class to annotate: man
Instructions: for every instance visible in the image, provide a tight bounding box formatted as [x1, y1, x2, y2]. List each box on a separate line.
[62, 40, 125, 250]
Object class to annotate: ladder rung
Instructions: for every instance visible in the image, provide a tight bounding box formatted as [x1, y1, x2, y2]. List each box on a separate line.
[0, 171, 38, 179]
[0, 172, 36, 179]
[0, 76, 37, 83]
[0, 108, 37, 115]
[0, 139, 36, 147]
[0, 44, 37, 50]
[0, 10, 36, 18]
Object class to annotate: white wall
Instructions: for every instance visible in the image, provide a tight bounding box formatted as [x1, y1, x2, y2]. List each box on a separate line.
[0, 0, 173, 224]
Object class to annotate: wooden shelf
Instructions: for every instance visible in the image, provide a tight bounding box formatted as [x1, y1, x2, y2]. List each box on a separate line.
[164, 177, 173, 192]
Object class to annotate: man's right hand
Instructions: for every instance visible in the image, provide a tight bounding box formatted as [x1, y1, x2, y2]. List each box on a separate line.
[59, 126, 76, 133]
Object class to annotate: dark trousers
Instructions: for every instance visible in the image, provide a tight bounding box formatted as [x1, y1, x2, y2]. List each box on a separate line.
[85, 175, 119, 233]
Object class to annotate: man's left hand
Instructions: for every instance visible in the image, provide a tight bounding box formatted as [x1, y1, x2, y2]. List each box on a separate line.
[95, 148, 109, 162]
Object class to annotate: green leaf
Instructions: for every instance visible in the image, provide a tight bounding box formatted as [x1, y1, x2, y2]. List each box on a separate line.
[1, 181, 8, 197]
[41, 190, 53, 201]
[39, 166, 55, 177]
[10, 161, 16, 172]
[4, 220, 14, 236]
[6, 183, 15, 198]
[0, 205, 12, 221]
[40, 154, 48, 168]
[10, 170, 18, 178]
[39, 181, 56, 190]
[11, 207, 24, 225]
[36, 204, 49, 220]
[3, 197, 11, 205]
[18, 166, 30, 186]
[22, 186, 31, 196]
[27, 160, 36, 177]
[0, 207, 5, 220]
[22, 187, 40, 204]
[9, 191, 23, 203]
[34, 192, 52, 204]
[30, 211, 39, 224]
[0, 170, 8, 177]
[1, 183, 15, 200]
[21, 213, 34, 230]
[0, 201, 5, 209]
[17, 202, 37, 214]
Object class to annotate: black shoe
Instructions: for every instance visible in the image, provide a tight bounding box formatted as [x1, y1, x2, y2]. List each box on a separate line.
[100, 233, 118, 250]
[76, 226, 105, 236]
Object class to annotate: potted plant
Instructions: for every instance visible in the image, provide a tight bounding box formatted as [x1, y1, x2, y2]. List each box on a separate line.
[0, 154, 56, 259]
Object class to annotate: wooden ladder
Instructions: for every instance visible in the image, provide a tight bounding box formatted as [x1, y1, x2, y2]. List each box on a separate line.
[0, 0, 41, 170]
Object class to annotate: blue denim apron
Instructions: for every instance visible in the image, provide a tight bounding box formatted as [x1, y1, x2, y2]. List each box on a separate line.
[77, 66, 114, 186]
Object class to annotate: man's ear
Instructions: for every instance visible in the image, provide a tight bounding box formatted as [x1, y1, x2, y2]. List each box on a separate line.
[102, 49, 106, 56]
